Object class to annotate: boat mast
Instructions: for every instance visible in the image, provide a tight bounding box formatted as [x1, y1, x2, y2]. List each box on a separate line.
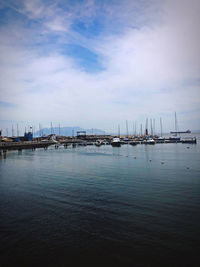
[39, 124, 41, 137]
[118, 124, 120, 138]
[12, 125, 14, 137]
[175, 112, 177, 136]
[135, 121, 137, 136]
[150, 119, 153, 136]
[126, 120, 129, 138]
[17, 124, 19, 136]
[145, 118, 148, 136]
[160, 118, 163, 137]
[50, 122, 54, 135]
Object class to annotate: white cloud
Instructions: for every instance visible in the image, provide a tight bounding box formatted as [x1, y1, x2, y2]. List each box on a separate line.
[0, 0, 200, 133]
[22, 0, 45, 19]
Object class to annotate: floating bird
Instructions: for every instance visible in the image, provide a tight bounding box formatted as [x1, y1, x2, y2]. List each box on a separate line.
[149, 159, 152, 162]
[161, 161, 165, 164]
[186, 166, 190, 169]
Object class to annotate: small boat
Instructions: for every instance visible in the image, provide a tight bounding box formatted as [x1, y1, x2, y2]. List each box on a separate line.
[123, 137, 130, 144]
[111, 137, 121, 147]
[168, 137, 181, 142]
[130, 141, 137, 146]
[103, 141, 109, 145]
[154, 137, 165, 143]
[78, 141, 87, 146]
[95, 140, 102, 146]
[144, 138, 155, 145]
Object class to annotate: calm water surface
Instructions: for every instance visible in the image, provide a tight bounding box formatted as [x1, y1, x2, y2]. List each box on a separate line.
[0, 138, 200, 266]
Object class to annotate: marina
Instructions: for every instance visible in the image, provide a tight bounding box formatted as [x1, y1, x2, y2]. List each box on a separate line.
[0, 133, 197, 155]
[1, 112, 197, 155]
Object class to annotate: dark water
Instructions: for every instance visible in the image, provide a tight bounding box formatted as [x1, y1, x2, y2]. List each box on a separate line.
[1, 138, 200, 266]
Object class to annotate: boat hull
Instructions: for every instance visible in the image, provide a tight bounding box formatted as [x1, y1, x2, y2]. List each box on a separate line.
[181, 138, 197, 144]
[111, 142, 121, 147]
[130, 142, 137, 146]
[170, 130, 191, 134]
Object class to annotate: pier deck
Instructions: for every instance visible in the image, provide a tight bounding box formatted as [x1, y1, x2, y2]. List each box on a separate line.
[0, 141, 56, 151]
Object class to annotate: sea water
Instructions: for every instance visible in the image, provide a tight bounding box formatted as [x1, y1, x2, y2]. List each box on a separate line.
[0, 137, 200, 266]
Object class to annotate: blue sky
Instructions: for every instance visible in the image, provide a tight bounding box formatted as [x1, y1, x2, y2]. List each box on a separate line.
[0, 0, 200, 135]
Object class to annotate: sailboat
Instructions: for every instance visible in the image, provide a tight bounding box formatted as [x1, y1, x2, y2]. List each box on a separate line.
[169, 112, 181, 141]
[170, 112, 191, 134]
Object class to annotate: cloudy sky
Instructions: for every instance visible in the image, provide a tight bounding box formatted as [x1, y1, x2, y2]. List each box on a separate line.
[0, 0, 199, 134]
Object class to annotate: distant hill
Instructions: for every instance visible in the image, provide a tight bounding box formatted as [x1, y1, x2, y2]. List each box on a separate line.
[34, 126, 106, 137]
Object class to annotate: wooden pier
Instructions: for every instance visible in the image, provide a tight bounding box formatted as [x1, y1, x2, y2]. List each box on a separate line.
[0, 141, 56, 152]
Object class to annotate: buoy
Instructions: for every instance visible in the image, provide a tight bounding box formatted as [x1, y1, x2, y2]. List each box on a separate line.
[134, 156, 136, 159]
[149, 159, 152, 162]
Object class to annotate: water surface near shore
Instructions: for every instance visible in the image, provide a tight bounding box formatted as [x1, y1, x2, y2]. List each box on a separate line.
[0, 140, 200, 266]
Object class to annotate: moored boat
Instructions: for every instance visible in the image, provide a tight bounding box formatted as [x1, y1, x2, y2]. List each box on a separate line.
[130, 141, 137, 146]
[144, 138, 155, 145]
[111, 137, 121, 147]
[95, 140, 103, 146]
[154, 137, 165, 143]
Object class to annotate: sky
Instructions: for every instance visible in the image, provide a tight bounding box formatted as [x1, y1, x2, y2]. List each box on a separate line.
[0, 0, 200, 135]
